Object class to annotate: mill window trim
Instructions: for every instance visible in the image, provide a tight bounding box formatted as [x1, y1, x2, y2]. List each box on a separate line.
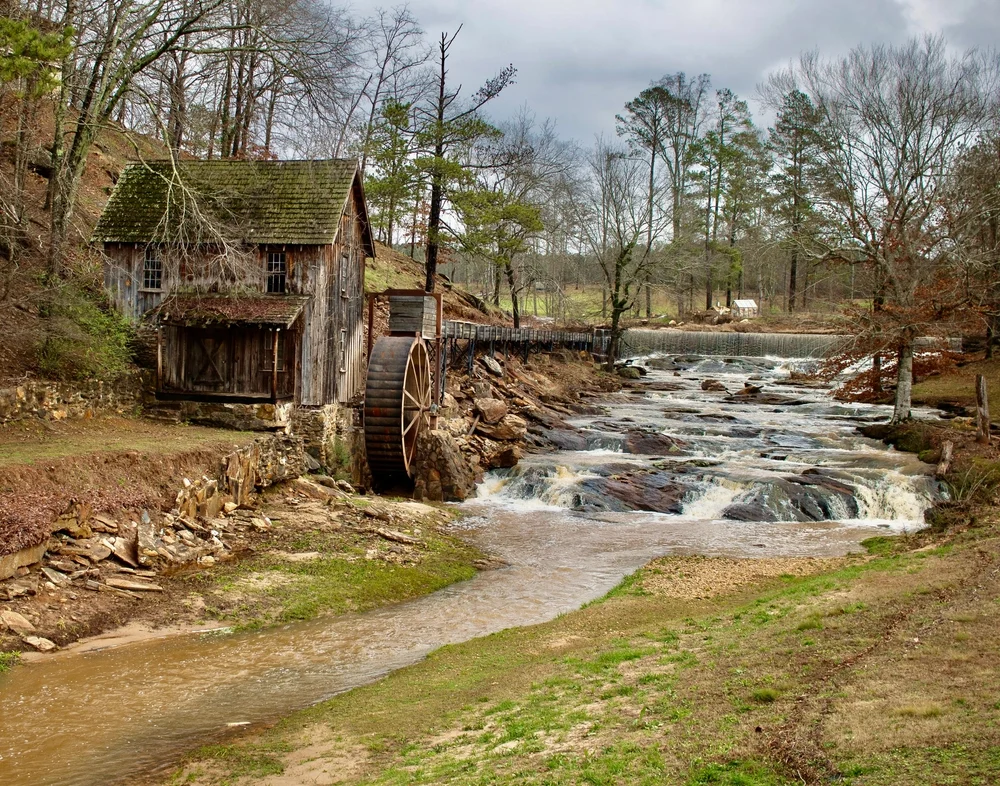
[142, 246, 163, 291]
[265, 251, 287, 294]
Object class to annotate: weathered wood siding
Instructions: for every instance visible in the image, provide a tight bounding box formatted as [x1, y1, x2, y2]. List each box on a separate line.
[160, 325, 297, 400]
[103, 243, 167, 320]
[105, 172, 369, 407]
[325, 183, 366, 404]
[389, 295, 438, 337]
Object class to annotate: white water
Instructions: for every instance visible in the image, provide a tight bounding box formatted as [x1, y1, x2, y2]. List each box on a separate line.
[477, 352, 938, 534]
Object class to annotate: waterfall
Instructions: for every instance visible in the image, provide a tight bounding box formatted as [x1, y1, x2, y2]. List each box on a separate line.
[621, 330, 961, 360]
[622, 330, 847, 359]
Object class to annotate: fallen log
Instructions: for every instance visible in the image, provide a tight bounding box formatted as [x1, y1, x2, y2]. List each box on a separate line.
[373, 527, 424, 547]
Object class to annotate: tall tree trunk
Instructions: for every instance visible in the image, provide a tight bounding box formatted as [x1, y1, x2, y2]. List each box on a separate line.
[987, 314, 999, 360]
[424, 37, 448, 294]
[505, 262, 520, 329]
[491, 262, 501, 306]
[788, 249, 798, 312]
[891, 332, 914, 424]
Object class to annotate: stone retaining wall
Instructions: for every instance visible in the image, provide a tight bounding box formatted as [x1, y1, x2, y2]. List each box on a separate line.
[174, 433, 306, 519]
[291, 404, 365, 483]
[0, 433, 306, 580]
[0, 372, 150, 425]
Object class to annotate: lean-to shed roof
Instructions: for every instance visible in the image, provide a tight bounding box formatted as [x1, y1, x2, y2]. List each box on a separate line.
[153, 294, 309, 328]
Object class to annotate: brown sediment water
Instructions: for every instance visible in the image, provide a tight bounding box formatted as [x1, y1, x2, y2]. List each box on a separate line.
[0, 353, 940, 786]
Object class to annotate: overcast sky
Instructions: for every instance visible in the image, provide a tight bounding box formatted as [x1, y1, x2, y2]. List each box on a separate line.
[349, 0, 999, 142]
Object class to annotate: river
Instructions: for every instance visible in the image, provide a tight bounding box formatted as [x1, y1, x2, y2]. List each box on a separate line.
[0, 348, 939, 786]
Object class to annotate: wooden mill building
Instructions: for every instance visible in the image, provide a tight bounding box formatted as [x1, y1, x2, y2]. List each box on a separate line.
[93, 159, 375, 408]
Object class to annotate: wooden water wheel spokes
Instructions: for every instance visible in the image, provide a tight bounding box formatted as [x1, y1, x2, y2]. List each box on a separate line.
[364, 336, 433, 479]
[401, 339, 432, 470]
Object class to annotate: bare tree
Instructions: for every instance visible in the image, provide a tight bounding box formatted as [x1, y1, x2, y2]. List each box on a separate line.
[413, 25, 515, 293]
[572, 138, 657, 369]
[45, 0, 229, 276]
[454, 111, 572, 327]
[778, 37, 996, 422]
[356, 5, 430, 173]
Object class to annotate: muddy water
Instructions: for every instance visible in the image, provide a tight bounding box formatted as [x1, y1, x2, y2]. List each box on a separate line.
[0, 354, 940, 786]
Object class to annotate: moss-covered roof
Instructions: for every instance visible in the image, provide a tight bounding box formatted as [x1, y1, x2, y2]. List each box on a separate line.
[154, 294, 309, 328]
[93, 159, 373, 250]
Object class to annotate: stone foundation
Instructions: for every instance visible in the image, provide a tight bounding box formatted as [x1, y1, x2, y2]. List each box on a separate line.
[290, 404, 365, 483]
[0, 371, 149, 425]
[411, 429, 477, 502]
[156, 400, 294, 431]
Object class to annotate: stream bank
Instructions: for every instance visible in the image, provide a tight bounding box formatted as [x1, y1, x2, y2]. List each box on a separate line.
[0, 352, 608, 660]
[0, 345, 965, 785]
[167, 520, 1000, 786]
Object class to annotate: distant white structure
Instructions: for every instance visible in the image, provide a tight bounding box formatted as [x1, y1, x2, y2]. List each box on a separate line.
[732, 299, 759, 319]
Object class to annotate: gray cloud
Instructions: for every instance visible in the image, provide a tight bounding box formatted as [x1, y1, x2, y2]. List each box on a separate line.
[349, 0, 985, 141]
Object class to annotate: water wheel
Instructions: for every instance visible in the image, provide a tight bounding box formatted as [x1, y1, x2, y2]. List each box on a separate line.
[364, 336, 433, 479]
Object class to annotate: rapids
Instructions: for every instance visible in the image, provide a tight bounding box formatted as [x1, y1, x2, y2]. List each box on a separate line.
[0, 350, 941, 786]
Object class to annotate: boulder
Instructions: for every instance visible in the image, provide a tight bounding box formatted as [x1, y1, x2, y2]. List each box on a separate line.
[721, 472, 860, 522]
[1, 610, 36, 636]
[575, 471, 687, 514]
[476, 414, 528, 442]
[480, 356, 504, 377]
[538, 428, 588, 451]
[23, 636, 57, 652]
[623, 430, 686, 456]
[411, 429, 477, 502]
[474, 397, 508, 425]
[440, 392, 460, 417]
[617, 366, 642, 380]
[701, 379, 728, 392]
[485, 444, 521, 469]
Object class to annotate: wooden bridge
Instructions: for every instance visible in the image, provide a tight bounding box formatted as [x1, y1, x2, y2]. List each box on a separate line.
[442, 320, 610, 374]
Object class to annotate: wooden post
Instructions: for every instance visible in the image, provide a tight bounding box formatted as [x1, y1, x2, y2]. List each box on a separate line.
[156, 324, 163, 393]
[976, 374, 991, 445]
[936, 440, 954, 478]
[271, 329, 280, 401]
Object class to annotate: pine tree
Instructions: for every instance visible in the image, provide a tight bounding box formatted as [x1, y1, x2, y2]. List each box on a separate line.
[767, 89, 821, 311]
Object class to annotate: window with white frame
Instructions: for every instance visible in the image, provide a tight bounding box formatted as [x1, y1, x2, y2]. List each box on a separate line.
[265, 251, 287, 293]
[142, 246, 163, 290]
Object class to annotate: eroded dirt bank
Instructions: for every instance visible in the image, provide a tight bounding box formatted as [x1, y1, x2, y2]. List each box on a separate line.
[0, 352, 610, 658]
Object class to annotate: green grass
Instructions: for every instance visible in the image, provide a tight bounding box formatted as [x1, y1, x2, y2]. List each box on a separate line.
[0, 651, 20, 674]
[912, 356, 1000, 408]
[0, 418, 251, 468]
[201, 526, 481, 630]
[169, 531, 1000, 786]
[194, 742, 292, 779]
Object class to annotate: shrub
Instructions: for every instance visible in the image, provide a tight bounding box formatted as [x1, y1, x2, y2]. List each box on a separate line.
[37, 284, 134, 381]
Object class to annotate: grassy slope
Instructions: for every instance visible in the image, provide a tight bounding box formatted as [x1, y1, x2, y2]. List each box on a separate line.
[913, 356, 1000, 410]
[188, 499, 482, 633]
[168, 526, 1000, 786]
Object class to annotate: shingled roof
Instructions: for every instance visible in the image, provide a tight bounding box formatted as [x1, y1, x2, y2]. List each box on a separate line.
[92, 159, 375, 253]
[154, 294, 309, 328]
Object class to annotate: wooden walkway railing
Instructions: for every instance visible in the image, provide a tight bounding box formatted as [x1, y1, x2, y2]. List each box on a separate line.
[442, 321, 610, 374]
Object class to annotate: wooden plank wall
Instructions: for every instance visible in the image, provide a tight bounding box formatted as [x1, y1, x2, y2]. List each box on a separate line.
[103, 244, 166, 320]
[160, 326, 296, 399]
[329, 185, 366, 404]
[285, 244, 326, 406]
